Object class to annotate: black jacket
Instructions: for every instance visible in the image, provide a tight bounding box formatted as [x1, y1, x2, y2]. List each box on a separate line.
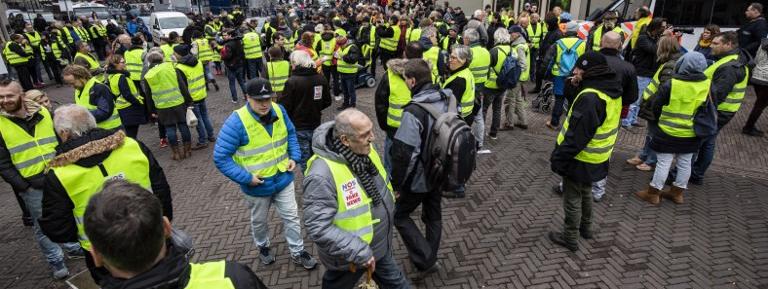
[221, 37, 245, 68]
[279, 66, 331, 131]
[710, 50, 750, 128]
[0, 108, 49, 193]
[338, 43, 361, 70]
[550, 70, 621, 184]
[39, 130, 173, 244]
[80, 80, 118, 124]
[631, 32, 659, 77]
[100, 240, 267, 289]
[601, 48, 639, 107]
[738, 17, 768, 57]
[648, 72, 710, 154]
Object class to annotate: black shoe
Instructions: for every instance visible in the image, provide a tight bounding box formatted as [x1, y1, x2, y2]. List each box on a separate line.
[579, 228, 593, 239]
[489, 133, 498, 140]
[413, 261, 440, 281]
[259, 247, 276, 265]
[742, 127, 765, 137]
[548, 232, 578, 251]
[207, 136, 216, 143]
[632, 122, 645, 127]
[291, 250, 318, 270]
[442, 191, 466, 198]
[514, 124, 528, 130]
[689, 177, 703, 186]
[552, 184, 563, 195]
[22, 217, 33, 227]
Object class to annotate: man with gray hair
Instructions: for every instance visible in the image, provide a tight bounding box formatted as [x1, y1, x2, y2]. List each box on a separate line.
[303, 109, 409, 289]
[466, 10, 489, 46]
[482, 28, 512, 139]
[502, 25, 530, 131]
[40, 104, 173, 284]
[464, 28, 491, 155]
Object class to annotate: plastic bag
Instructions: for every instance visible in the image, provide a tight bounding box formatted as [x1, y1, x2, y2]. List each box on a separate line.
[186, 107, 198, 128]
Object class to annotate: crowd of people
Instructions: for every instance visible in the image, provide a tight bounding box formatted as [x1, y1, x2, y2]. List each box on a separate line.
[1, 0, 766, 288]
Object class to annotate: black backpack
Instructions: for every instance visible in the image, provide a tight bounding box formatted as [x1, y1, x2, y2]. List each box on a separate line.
[412, 91, 477, 191]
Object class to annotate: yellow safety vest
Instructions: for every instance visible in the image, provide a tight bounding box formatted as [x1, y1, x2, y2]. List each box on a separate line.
[336, 45, 357, 74]
[319, 38, 336, 66]
[52, 137, 150, 251]
[232, 103, 290, 178]
[108, 73, 143, 110]
[631, 17, 652, 49]
[184, 260, 236, 289]
[124, 48, 144, 81]
[3, 42, 30, 65]
[486, 45, 510, 89]
[526, 22, 547, 49]
[59, 27, 74, 45]
[704, 54, 749, 113]
[89, 24, 107, 39]
[643, 64, 665, 101]
[552, 37, 586, 76]
[556, 88, 621, 164]
[469, 44, 491, 84]
[211, 43, 221, 62]
[406, 27, 421, 43]
[195, 38, 213, 62]
[176, 60, 207, 101]
[75, 77, 122, 130]
[75, 52, 102, 80]
[361, 44, 373, 67]
[74, 26, 90, 42]
[145, 62, 185, 109]
[0, 107, 57, 178]
[440, 36, 461, 51]
[423, 46, 440, 83]
[657, 78, 710, 138]
[443, 68, 476, 117]
[25, 31, 41, 48]
[242, 32, 263, 59]
[305, 146, 394, 245]
[379, 25, 399, 52]
[511, 43, 531, 82]
[591, 25, 623, 51]
[50, 41, 63, 59]
[267, 60, 290, 92]
[386, 70, 412, 128]
[204, 23, 219, 40]
[160, 43, 174, 62]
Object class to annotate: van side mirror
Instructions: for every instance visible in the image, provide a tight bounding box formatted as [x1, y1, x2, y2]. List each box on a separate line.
[153, 24, 159, 29]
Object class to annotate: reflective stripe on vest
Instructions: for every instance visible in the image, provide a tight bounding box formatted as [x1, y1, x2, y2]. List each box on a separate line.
[591, 26, 623, 51]
[337, 45, 357, 74]
[74, 26, 90, 42]
[469, 45, 490, 84]
[233, 103, 290, 178]
[3, 42, 30, 65]
[145, 62, 185, 109]
[89, 24, 107, 38]
[556, 88, 622, 164]
[108, 73, 143, 110]
[552, 37, 586, 76]
[643, 64, 665, 101]
[124, 48, 144, 80]
[443, 68, 476, 117]
[25, 31, 41, 48]
[386, 70, 412, 128]
[184, 261, 236, 289]
[53, 137, 151, 251]
[0, 107, 57, 178]
[195, 38, 214, 62]
[267, 60, 290, 92]
[526, 22, 547, 49]
[658, 78, 710, 138]
[704, 54, 749, 113]
[379, 25, 399, 52]
[305, 146, 394, 245]
[423, 46, 440, 83]
[176, 60, 207, 101]
[75, 77, 122, 130]
[242, 32, 263, 59]
[319, 38, 337, 66]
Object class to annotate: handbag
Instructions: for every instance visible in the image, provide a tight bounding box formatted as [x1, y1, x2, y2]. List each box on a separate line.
[186, 107, 198, 128]
[693, 93, 718, 138]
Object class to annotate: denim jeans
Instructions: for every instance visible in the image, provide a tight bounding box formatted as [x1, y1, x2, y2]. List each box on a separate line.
[623, 76, 652, 127]
[226, 65, 247, 101]
[472, 85, 485, 148]
[591, 177, 607, 199]
[321, 252, 410, 289]
[296, 130, 314, 172]
[165, 122, 192, 146]
[192, 101, 214, 144]
[203, 61, 213, 80]
[638, 127, 657, 165]
[652, 153, 694, 190]
[340, 73, 357, 107]
[551, 94, 567, 126]
[692, 133, 718, 181]
[242, 182, 304, 255]
[21, 188, 81, 265]
[246, 58, 263, 80]
[383, 134, 393, 174]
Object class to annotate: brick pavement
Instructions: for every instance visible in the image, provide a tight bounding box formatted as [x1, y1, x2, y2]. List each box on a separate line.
[1, 71, 767, 289]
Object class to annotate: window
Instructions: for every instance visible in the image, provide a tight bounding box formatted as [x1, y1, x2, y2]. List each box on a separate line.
[159, 17, 189, 29]
[654, 0, 766, 27]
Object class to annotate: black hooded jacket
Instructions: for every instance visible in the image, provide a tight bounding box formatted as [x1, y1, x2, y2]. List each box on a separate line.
[279, 66, 332, 131]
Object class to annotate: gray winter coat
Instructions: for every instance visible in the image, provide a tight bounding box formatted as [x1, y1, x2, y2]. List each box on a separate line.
[302, 122, 396, 271]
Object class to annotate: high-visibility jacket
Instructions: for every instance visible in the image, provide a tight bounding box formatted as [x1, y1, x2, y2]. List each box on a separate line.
[124, 48, 144, 81]
[556, 88, 622, 164]
[526, 22, 547, 49]
[25, 31, 41, 48]
[0, 107, 57, 178]
[643, 64, 665, 101]
[361, 44, 373, 67]
[59, 27, 74, 45]
[184, 260, 238, 289]
[23, 42, 33, 55]
[631, 16, 652, 49]
[51, 137, 150, 251]
[194, 38, 213, 62]
[336, 44, 357, 74]
[176, 60, 207, 101]
[443, 68, 476, 117]
[386, 70, 411, 128]
[485, 45, 510, 89]
[658, 78, 710, 138]
[73, 26, 90, 42]
[75, 52, 100, 72]
[211, 43, 221, 62]
[44, 41, 64, 60]
[423, 46, 440, 83]
[469, 44, 491, 84]
[89, 24, 107, 39]
[305, 145, 394, 244]
[319, 38, 337, 66]
[511, 43, 531, 82]
[242, 32, 263, 59]
[379, 25, 399, 52]
[440, 36, 461, 51]
[3, 42, 30, 65]
[266, 60, 290, 92]
[75, 77, 122, 130]
[233, 103, 290, 178]
[160, 43, 174, 62]
[704, 54, 749, 113]
[590, 25, 623, 51]
[145, 62, 185, 109]
[205, 23, 220, 40]
[406, 27, 421, 43]
[552, 37, 586, 76]
[108, 73, 143, 110]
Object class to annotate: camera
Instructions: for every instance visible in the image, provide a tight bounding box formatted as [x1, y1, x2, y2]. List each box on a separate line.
[673, 27, 695, 34]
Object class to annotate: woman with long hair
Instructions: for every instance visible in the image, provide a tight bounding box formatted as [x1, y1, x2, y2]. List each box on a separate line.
[693, 24, 720, 63]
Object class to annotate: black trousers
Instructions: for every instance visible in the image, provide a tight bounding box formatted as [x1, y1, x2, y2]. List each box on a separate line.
[379, 50, 395, 73]
[13, 64, 33, 90]
[370, 48, 378, 75]
[93, 39, 107, 60]
[43, 58, 63, 84]
[745, 83, 768, 129]
[124, 124, 140, 139]
[14, 190, 31, 222]
[322, 65, 341, 96]
[394, 188, 442, 271]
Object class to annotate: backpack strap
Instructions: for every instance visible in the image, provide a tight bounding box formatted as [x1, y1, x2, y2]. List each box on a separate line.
[412, 89, 456, 119]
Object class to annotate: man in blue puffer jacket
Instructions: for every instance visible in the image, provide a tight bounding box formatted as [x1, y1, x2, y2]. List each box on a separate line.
[213, 78, 318, 270]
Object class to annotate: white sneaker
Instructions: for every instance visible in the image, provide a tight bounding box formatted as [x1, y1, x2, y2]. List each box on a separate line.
[477, 149, 492, 154]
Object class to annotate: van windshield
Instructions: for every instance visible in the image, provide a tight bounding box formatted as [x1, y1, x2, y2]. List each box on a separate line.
[159, 17, 188, 29]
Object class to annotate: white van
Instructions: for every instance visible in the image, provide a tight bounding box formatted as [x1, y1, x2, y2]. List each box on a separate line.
[149, 11, 190, 45]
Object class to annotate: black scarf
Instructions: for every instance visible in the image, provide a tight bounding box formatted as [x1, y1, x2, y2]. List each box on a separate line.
[330, 136, 383, 207]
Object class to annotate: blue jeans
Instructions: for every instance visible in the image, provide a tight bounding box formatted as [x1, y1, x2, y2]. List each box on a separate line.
[296, 130, 314, 172]
[623, 76, 652, 127]
[165, 122, 192, 146]
[203, 61, 213, 80]
[321, 252, 410, 289]
[246, 58, 263, 80]
[192, 101, 214, 144]
[692, 133, 718, 181]
[242, 182, 304, 255]
[21, 189, 81, 265]
[226, 65, 247, 101]
[638, 128, 657, 165]
[340, 73, 357, 107]
[383, 134, 393, 174]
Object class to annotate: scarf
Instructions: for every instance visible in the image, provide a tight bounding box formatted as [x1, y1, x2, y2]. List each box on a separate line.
[698, 39, 711, 48]
[330, 136, 383, 207]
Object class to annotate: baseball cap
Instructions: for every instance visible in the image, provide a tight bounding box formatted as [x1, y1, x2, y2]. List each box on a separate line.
[245, 78, 274, 99]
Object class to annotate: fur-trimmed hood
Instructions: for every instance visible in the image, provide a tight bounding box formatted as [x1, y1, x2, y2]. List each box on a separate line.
[385, 58, 409, 77]
[47, 129, 126, 169]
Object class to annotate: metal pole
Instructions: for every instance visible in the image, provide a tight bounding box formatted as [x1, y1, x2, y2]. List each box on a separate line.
[0, 1, 10, 41]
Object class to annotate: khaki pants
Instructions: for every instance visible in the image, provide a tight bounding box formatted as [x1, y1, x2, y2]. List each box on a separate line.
[504, 82, 528, 127]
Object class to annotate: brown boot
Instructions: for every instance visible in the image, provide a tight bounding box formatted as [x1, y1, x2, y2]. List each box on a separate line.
[183, 142, 192, 158]
[635, 186, 661, 205]
[661, 186, 684, 204]
[171, 145, 181, 161]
